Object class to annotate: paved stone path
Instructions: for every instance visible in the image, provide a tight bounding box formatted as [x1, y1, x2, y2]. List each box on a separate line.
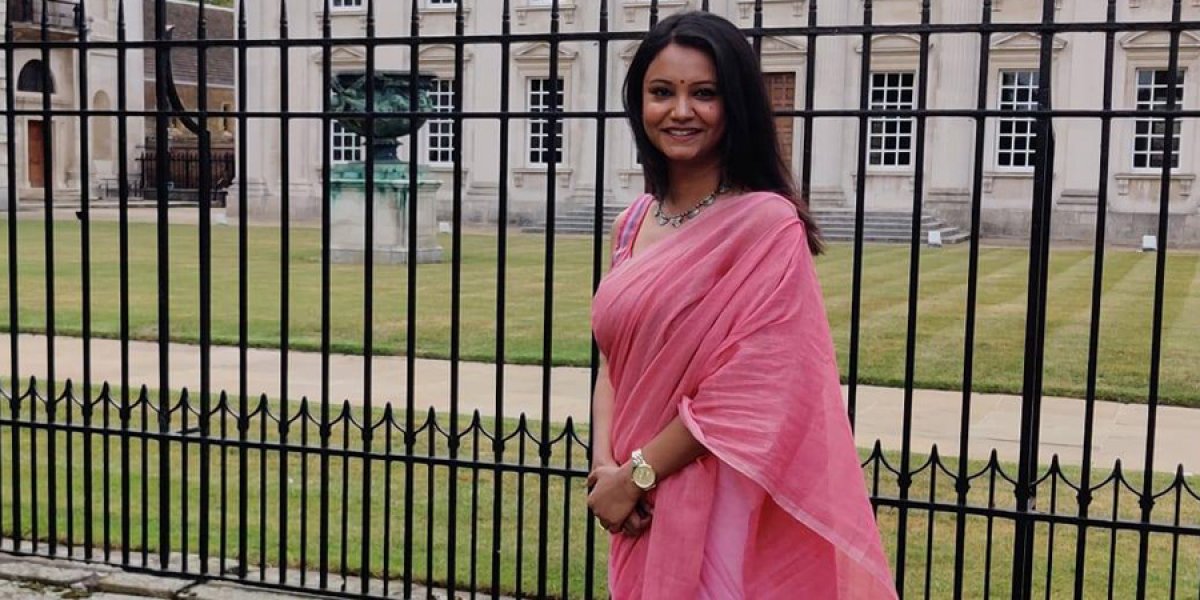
[2, 332, 1198, 474]
[0, 548, 504, 599]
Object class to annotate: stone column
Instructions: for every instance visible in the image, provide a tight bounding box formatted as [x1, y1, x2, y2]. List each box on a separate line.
[807, 0, 851, 207]
[926, 1, 980, 216]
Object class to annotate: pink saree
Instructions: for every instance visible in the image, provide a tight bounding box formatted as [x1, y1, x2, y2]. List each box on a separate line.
[592, 192, 896, 599]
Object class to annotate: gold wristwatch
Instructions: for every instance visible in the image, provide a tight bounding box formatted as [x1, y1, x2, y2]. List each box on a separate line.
[630, 448, 657, 491]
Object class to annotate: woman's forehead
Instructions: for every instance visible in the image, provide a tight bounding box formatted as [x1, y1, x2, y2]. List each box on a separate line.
[644, 44, 717, 82]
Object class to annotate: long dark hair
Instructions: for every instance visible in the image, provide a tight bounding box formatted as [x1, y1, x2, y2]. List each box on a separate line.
[623, 11, 823, 254]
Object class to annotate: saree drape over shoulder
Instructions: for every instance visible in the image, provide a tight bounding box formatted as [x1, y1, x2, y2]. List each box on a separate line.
[592, 192, 896, 599]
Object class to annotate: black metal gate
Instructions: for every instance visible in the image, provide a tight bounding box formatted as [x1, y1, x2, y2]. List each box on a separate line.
[2, 0, 1199, 598]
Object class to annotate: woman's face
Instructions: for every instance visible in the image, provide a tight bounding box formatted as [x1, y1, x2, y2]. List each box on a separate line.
[641, 43, 725, 169]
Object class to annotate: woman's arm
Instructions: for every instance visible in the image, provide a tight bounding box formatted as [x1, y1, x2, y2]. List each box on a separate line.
[590, 356, 616, 468]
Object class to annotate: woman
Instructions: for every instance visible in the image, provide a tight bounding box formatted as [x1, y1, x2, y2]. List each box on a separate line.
[587, 11, 897, 599]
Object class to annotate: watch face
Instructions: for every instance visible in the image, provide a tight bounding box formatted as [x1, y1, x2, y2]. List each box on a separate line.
[632, 464, 656, 489]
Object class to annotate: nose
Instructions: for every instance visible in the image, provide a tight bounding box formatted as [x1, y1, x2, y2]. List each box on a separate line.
[670, 94, 694, 120]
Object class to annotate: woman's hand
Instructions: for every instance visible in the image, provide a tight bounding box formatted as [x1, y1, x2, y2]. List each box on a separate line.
[587, 463, 644, 535]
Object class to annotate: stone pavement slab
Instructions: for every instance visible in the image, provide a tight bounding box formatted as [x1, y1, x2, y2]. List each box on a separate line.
[96, 572, 193, 598]
[0, 557, 101, 587]
[4, 332, 1199, 473]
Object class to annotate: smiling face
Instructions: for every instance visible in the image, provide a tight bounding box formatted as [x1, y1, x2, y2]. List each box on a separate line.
[641, 42, 726, 171]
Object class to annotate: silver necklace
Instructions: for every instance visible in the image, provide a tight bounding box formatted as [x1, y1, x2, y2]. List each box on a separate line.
[653, 184, 728, 228]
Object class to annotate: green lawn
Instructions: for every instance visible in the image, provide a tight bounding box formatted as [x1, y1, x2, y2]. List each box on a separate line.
[1, 216, 1198, 405]
[0, 389, 1195, 599]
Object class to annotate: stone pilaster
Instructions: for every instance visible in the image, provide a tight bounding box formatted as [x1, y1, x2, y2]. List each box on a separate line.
[808, 0, 851, 207]
[927, 1, 980, 210]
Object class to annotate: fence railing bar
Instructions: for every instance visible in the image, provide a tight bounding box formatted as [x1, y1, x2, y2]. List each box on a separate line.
[536, 2, 563, 596]
[445, 0, 468, 595]
[923, 453, 938, 599]
[425, 412, 436, 593]
[233, 0, 250, 580]
[848, 0, 871, 455]
[952, 0, 994, 596]
[339, 407, 351, 591]
[359, 0, 378, 594]
[1136, 2, 1185, 598]
[319, 0, 333, 590]
[191, 0, 213, 578]
[20, 105, 1200, 121]
[114, 1, 131, 567]
[492, 3, 513, 597]
[1045, 467, 1062, 598]
[1075, 1, 1120, 597]
[276, 0, 291, 586]
[799, 0, 817, 206]
[150, 0, 173, 572]
[69, 0, 92, 561]
[36, 0, 56, 559]
[381, 406, 393, 597]
[1012, 1, 1060, 596]
[403, 1, 420, 597]
[299, 396, 309, 585]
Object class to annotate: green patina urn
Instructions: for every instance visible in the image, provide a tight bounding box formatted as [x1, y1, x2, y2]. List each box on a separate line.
[330, 71, 436, 161]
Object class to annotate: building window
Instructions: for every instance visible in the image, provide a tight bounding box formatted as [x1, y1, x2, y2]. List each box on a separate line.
[331, 122, 364, 164]
[17, 60, 54, 94]
[528, 77, 564, 165]
[427, 78, 456, 164]
[997, 70, 1040, 169]
[332, 0, 363, 9]
[868, 72, 914, 167]
[1133, 69, 1185, 170]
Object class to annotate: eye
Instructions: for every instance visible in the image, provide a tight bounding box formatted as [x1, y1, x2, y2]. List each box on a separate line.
[694, 88, 719, 99]
[648, 86, 672, 98]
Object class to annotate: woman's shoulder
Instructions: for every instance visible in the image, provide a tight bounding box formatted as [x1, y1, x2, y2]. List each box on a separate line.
[732, 190, 802, 227]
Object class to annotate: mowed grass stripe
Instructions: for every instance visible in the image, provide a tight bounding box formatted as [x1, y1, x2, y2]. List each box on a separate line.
[1161, 254, 1200, 402]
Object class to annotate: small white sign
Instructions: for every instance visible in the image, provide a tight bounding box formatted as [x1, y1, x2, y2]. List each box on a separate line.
[1142, 235, 1158, 252]
[927, 230, 943, 247]
[438, 221, 452, 234]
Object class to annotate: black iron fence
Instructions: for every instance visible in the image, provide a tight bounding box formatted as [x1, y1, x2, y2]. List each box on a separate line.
[2, 0, 1199, 599]
[137, 149, 236, 205]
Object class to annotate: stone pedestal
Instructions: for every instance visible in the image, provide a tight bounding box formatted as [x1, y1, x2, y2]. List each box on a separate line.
[330, 161, 444, 264]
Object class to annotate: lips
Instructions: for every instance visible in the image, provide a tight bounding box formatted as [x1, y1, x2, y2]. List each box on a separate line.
[663, 127, 702, 139]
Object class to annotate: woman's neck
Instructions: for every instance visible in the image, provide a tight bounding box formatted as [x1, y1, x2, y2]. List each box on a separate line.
[663, 160, 723, 212]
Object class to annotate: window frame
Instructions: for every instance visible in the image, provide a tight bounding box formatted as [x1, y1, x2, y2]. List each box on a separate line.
[330, 121, 365, 165]
[995, 69, 1041, 171]
[426, 78, 457, 166]
[867, 71, 916, 169]
[1132, 68, 1186, 172]
[527, 76, 565, 166]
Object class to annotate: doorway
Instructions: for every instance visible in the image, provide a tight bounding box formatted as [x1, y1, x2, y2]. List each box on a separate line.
[28, 120, 47, 188]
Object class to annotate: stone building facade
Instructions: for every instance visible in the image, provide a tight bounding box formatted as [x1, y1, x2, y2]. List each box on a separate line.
[1, 0, 147, 206]
[239, 0, 1200, 246]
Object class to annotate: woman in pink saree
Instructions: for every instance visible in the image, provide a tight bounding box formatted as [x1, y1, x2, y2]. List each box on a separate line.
[587, 12, 897, 599]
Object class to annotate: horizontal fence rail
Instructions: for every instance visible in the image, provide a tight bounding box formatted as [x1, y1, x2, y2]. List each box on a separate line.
[2, 0, 1199, 599]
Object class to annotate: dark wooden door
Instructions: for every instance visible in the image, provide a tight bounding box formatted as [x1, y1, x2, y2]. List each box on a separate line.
[765, 72, 796, 167]
[28, 120, 45, 188]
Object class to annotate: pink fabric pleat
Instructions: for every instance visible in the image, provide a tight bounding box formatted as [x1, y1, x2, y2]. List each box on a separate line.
[593, 192, 897, 599]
